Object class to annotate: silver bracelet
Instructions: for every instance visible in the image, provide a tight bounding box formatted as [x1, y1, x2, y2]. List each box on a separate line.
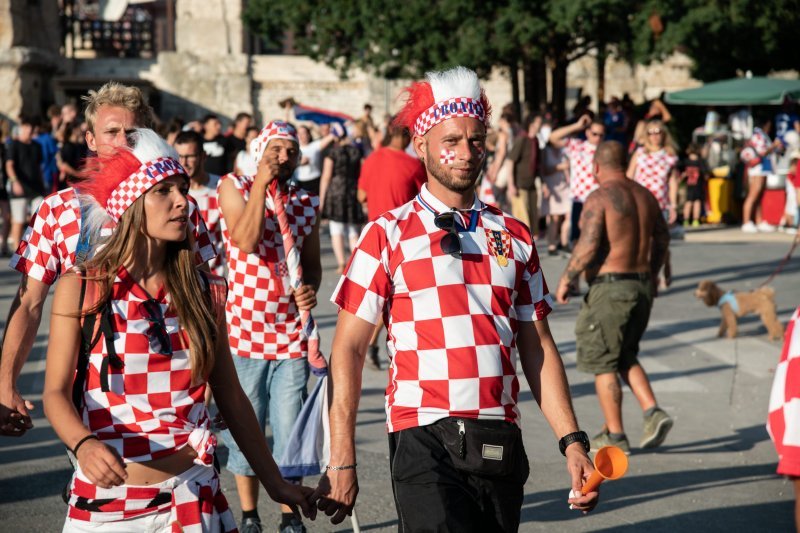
[325, 463, 357, 471]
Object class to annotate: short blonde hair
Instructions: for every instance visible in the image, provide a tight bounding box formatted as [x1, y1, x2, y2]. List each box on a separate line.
[82, 82, 155, 133]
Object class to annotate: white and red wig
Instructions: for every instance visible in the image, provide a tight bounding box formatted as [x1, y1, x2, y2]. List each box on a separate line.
[394, 66, 492, 137]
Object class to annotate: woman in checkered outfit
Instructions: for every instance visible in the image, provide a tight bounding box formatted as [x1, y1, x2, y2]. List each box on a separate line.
[42, 130, 314, 532]
[626, 118, 679, 289]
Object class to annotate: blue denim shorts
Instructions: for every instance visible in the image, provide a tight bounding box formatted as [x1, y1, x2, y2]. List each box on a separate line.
[220, 356, 309, 478]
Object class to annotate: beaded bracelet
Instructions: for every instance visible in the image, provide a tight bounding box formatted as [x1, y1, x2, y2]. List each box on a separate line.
[72, 434, 99, 456]
[325, 464, 357, 471]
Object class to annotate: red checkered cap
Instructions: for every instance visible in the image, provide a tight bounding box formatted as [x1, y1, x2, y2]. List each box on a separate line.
[251, 120, 299, 164]
[106, 157, 186, 222]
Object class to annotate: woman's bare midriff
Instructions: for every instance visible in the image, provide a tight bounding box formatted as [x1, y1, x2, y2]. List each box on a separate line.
[123, 444, 199, 485]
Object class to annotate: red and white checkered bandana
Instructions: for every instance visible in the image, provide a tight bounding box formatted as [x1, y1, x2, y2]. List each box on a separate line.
[106, 157, 186, 222]
[251, 120, 299, 164]
[414, 97, 486, 137]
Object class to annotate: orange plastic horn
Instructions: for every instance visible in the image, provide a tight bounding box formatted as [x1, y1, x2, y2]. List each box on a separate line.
[581, 445, 629, 495]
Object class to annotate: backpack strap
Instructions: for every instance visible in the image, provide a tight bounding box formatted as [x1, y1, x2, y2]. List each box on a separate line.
[71, 275, 103, 412]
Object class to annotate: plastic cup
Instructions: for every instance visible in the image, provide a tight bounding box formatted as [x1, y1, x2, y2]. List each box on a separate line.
[581, 445, 629, 495]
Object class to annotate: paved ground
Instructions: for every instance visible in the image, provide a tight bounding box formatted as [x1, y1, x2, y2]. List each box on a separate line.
[0, 227, 798, 532]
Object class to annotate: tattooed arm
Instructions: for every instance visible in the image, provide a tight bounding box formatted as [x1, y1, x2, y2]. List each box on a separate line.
[556, 192, 606, 303]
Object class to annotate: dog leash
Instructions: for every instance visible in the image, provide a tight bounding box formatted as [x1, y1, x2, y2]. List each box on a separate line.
[759, 232, 800, 288]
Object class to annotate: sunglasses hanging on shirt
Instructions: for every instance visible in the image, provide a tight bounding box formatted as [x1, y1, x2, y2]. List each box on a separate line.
[434, 211, 462, 259]
[138, 299, 173, 356]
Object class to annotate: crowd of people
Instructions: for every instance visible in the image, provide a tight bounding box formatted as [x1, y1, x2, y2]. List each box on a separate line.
[0, 69, 796, 533]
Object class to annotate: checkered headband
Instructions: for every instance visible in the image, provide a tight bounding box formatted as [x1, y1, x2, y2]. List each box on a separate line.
[395, 66, 491, 137]
[250, 120, 299, 164]
[76, 129, 187, 223]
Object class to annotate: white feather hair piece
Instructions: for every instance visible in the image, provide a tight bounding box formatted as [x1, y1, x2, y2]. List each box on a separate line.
[128, 128, 180, 164]
[75, 192, 113, 248]
[426, 66, 482, 103]
[74, 128, 181, 244]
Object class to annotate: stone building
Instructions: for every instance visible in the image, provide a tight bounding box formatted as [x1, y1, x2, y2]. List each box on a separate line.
[1, 0, 702, 128]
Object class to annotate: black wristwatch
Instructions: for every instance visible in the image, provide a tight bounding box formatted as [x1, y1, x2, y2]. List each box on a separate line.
[559, 431, 590, 456]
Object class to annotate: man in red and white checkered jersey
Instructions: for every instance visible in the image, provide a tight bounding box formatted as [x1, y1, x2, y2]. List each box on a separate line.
[217, 120, 322, 533]
[768, 305, 800, 530]
[174, 130, 225, 276]
[0, 83, 217, 439]
[548, 114, 605, 244]
[313, 66, 598, 531]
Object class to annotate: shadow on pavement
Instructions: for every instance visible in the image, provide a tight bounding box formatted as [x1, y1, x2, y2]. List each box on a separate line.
[650, 424, 770, 454]
[0, 466, 73, 504]
[521, 462, 786, 527]
[590, 500, 794, 533]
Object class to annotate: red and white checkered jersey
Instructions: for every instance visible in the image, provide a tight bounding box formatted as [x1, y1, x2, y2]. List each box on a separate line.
[81, 266, 218, 464]
[768, 306, 800, 477]
[331, 184, 552, 433]
[632, 148, 678, 210]
[67, 464, 236, 530]
[565, 138, 598, 203]
[218, 174, 319, 360]
[10, 187, 218, 285]
[190, 175, 225, 276]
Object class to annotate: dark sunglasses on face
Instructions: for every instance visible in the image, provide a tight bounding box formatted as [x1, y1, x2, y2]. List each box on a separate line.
[138, 299, 173, 356]
[434, 211, 462, 258]
[587, 130, 604, 137]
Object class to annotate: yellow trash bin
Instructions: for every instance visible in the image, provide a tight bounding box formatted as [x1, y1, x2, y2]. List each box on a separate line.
[706, 175, 731, 224]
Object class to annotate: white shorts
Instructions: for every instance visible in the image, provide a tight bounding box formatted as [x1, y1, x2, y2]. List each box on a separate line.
[329, 220, 360, 239]
[10, 196, 42, 224]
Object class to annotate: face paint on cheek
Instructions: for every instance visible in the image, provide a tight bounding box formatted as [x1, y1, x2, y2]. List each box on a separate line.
[439, 148, 456, 166]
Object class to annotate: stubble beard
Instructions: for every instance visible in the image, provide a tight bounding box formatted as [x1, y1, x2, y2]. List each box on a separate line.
[424, 148, 480, 194]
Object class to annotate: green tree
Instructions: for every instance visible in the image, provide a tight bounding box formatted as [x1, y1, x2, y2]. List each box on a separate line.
[632, 0, 799, 82]
[243, 0, 636, 120]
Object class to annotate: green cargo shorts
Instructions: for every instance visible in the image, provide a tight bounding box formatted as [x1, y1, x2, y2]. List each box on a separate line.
[575, 279, 653, 375]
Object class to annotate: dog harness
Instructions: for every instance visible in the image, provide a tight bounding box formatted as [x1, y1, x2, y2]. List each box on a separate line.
[717, 290, 740, 315]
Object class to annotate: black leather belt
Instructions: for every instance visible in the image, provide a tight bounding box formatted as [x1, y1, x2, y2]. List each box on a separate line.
[590, 272, 650, 285]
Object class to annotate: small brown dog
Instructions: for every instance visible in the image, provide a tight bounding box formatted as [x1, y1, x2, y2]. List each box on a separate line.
[694, 280, 784, 340]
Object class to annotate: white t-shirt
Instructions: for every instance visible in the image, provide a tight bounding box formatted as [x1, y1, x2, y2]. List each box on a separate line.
[294, 139, 323, 183]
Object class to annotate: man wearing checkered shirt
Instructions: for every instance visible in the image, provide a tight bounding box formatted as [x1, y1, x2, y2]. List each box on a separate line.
[0, 83, 218, 438]
[312, 67, 597, 531]
[217, 121, 322, 533]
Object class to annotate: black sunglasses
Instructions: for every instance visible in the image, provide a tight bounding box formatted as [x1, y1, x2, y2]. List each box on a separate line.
[434, 211, 462, 258]
[138, 299, 173, 356]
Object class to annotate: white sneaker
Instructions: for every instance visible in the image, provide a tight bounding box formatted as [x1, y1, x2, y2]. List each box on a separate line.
[757, 221, 777, 233]
[784, 227, 798, 235]
[741, 222, 758, 233]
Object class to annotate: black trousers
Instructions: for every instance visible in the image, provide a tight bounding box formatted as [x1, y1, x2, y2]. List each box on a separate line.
[388, 420, 529, 533]
[570, 200, 583, 243]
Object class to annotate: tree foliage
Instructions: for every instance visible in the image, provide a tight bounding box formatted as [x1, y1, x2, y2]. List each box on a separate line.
[632, 0, 799, 82]
[243, 0, 798, 117]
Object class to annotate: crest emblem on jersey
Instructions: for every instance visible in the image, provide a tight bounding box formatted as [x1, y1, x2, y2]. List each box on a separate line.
[485, 229, 511, 267]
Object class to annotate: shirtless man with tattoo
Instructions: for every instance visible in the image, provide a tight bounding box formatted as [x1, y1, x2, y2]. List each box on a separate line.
[555, 141, 673, 454]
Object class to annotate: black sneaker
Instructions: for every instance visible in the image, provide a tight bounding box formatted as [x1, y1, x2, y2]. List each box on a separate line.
[278, 517, 307, 533]
[241, 517, 263, 533]
[367, 344, 381, 371]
